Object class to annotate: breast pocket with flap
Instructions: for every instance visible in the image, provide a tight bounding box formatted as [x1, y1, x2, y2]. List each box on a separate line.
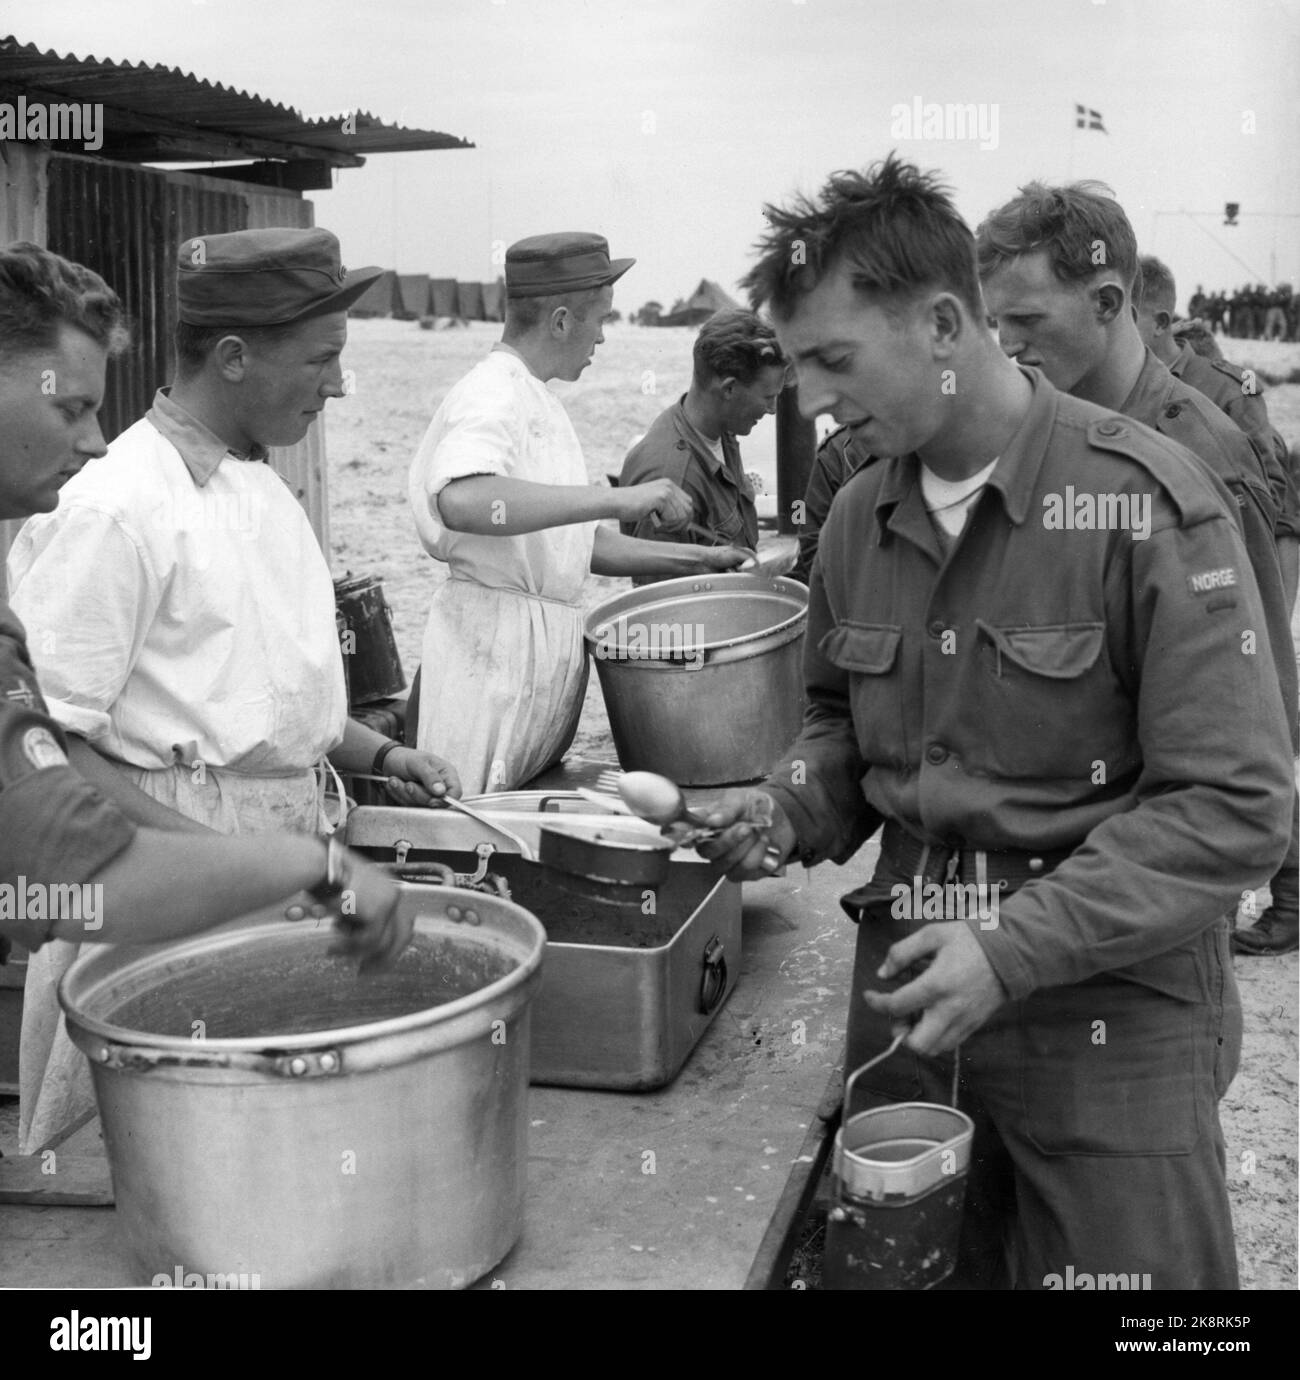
[971, 620, 1134, 778]
[818, 621, 908, 767]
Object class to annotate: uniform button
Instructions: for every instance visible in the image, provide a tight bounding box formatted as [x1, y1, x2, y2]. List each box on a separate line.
[1095, 420, 1125, 438]
[928, 619, 946, 638]
[1164, 404, 1182, 420]
[1028, 857, 1044, 872]
[926, 743, 949, 765]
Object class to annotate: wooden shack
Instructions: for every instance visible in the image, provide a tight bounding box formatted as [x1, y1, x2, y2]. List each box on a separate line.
[0, 32, 472, 589]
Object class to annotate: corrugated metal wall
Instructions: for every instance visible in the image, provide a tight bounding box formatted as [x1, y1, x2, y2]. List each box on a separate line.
[0, 146, 329, 591]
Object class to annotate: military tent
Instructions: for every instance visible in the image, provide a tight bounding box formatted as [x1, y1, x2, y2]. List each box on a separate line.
[430, 278, 460, 317]
[481, 278, 505, 323]
[656, 280, 742, 327]
[347, 268, 401, 318]
[457, 281, 485, 321]
[396, 273, 431, 319]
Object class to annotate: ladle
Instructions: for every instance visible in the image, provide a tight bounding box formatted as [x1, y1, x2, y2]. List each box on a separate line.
[603, 769, 786, 875]
[440, 796, 538, 861]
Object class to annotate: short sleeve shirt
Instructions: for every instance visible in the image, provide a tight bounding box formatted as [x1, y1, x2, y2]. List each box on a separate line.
[407, 347, 596, 602]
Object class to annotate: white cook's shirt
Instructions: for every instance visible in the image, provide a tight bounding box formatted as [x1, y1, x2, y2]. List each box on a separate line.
[406, 346, 597, 794]
[7, 389, 347, 774]
[408, 346, 596, 597]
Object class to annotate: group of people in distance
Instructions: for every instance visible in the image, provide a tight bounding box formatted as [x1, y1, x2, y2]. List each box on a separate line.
[1187, 282, 1298, 341]
[1, 148, 1296, 1290]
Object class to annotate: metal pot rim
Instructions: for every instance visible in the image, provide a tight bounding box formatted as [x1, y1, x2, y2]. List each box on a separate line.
[58, 889, 546, 1059]
[583, 572, 807, 660]
[537, 819, 675, 854]
[833, 1101, 974, 1200]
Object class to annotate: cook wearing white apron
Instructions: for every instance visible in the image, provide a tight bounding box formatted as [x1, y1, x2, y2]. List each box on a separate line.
[8, 390, 347, 1151]
[408, 346, 597, 796]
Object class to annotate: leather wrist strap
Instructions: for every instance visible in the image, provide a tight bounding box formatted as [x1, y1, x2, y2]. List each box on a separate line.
[371, 739, 402, 777]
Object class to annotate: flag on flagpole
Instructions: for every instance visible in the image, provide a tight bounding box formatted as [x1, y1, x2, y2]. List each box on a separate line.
[1075, 104, 1107, 133]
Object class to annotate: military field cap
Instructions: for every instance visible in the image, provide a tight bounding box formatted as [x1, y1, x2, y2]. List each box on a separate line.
[176, 227, 383, 327]
[505, 231, 635, 299]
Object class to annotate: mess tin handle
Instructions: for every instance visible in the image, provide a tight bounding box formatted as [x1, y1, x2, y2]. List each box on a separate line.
[699, 934, 728, 1014]
[842, 1031, 908, 1122]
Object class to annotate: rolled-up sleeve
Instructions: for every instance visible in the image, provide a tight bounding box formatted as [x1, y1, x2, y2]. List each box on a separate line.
[0, 766, 136, 952]
[0, 610, 136, 951]
[8, 506, 159, 743]
[417, 386, 518, 502]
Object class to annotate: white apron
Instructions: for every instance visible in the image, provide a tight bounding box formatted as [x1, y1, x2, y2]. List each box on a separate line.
[408, 348, 597, 796]
[417, 578, 589, 796]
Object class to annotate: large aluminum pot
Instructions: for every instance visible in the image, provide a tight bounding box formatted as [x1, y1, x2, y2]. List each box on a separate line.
[59, 887, 545, 1289]
[584, 572, 808, 786]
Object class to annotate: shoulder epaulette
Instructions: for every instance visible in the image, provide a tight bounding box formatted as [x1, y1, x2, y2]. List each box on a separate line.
[1084, 417, 1231, 525]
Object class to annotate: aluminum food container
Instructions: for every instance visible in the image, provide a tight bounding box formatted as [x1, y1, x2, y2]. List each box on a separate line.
[583, 573, 808, 786]
[59, 888, 545, 1289]
[343, 803, 742, 1090]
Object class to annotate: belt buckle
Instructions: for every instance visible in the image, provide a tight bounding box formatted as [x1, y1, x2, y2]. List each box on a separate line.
[947, 847, 999, 892]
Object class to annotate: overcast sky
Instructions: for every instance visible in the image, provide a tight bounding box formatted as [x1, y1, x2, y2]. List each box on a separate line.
[12, 0, 1300, 311]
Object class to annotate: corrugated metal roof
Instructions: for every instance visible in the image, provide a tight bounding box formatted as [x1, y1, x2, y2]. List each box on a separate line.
[0, 34, 473, 167]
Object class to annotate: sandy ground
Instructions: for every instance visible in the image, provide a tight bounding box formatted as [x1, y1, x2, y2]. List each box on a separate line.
[326, 319, 1299, 1288]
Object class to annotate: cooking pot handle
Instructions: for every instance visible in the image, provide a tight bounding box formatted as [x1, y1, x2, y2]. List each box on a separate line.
[699, 934, 728, 1014]
[88, 1041, 346, 1079]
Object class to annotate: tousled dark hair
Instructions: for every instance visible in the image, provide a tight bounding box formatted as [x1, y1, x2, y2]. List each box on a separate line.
[975, 180, 1139, 296]
[1135, 254, 1177, 315]
[740, 152, 984, 320]
[0, 241, 130, 365]
[693, 309, 786, 386]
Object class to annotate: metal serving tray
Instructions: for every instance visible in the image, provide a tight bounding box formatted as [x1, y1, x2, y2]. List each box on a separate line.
[342, 802, 742, 1090]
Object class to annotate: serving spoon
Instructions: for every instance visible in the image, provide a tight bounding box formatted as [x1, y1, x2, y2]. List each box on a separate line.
[600, 769, 786, 875]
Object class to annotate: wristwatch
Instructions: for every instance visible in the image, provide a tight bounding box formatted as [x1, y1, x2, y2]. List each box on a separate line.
[372, 739, 403, 776]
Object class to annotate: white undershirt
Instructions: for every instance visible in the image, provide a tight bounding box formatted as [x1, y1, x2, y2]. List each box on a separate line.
[919, 457, 999, 537]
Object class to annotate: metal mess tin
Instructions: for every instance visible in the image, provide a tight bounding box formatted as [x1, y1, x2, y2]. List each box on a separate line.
[824, 1038, 975, 1290]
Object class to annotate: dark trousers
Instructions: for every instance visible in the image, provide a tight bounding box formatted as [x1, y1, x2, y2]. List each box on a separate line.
[1269, 791, 1299, 921]
[843, 870, 1242, 1290]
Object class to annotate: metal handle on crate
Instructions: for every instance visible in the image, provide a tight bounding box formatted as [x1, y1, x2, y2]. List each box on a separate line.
[699, 935, 728, 1014]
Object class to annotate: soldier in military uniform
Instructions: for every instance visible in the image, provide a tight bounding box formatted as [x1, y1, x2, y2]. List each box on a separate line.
[1137, 258, 1289, 477]
[1138, 259, 1297, 580]
[703, 155, 1292, 1289]
[1265, 285, 1290, 341]
[1206, 290, 1227, 335]
[0, 242, 414, 970]
[979, 192, 1298, 960]
[789, 421, 876, 584]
